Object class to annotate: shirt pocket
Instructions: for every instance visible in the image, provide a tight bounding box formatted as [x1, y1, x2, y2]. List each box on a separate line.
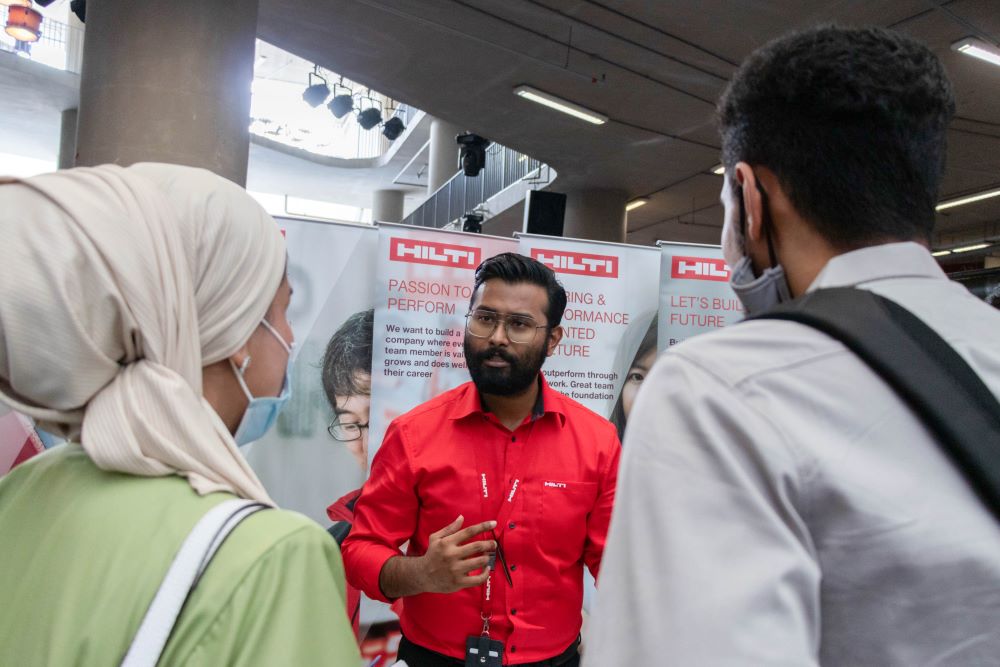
[537, 481, 598, 561]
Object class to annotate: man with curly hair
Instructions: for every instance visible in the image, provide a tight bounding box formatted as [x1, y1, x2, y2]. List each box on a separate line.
[587, 26, 1000, 665]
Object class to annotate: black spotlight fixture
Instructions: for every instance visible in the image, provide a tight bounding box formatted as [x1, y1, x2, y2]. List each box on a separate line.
[456, 133, 491, 177]
[382, 116, 406, 141]
[70, 0, 86, 22]
[357, 106, 383, 131]
[327, 77, 354, 119]
[328, 94, 354, 119]
[302, 67, 330, 108]
[462, 212, 484, 234]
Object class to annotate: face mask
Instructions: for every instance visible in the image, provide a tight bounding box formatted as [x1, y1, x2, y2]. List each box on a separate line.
[230, 319, 294, 446]
[729, 256, 792, 317]
[729, 180, 792, 316]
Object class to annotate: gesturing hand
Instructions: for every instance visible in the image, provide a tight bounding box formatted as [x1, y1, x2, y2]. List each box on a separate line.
[417, 515, 497, 594]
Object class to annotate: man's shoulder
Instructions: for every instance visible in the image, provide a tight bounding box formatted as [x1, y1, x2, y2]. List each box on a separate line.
[663, 318, 846, 388]
[546, 387, 619, 438]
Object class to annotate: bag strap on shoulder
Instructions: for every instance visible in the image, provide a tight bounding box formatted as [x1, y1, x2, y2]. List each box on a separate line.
[121, 498, 268, 667]
[750, 287, 1000, 522]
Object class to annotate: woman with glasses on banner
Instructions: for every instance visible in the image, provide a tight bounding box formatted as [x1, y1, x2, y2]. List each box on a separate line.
[0, 164, 359, 665]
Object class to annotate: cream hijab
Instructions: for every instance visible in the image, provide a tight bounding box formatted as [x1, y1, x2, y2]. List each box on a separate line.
[0, 163, 285, 505]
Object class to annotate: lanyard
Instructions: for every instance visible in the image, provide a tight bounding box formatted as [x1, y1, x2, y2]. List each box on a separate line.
[473, 416, 540, 634]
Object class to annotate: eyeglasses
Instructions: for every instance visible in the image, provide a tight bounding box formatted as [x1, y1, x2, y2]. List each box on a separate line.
[465, 309, 546, 344]
[327, 419, 369, 442]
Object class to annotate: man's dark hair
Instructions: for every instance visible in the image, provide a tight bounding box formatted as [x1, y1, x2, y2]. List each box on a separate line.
[321, 308, 374, 408]
[718, 25, 955, 249]
[986, 286, 1000, 310]
[471, 252, 567, 327]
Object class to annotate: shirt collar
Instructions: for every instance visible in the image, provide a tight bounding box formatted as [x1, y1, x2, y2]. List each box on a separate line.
[449, 374, 567, 425]
[807, 241, 946, 292]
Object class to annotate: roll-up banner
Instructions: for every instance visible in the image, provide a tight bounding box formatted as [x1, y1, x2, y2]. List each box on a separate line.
[657, 241, 743, 351]
[368, 223, 518, 464]
[516, 234, 660, 422]
[244, 217, 379, 524]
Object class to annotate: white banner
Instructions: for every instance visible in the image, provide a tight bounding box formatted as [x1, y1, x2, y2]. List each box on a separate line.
[657, 242, 743, 351]
[244, 218, 378, 524]
[368, 224, 517, 464]
[517, 234, 660, 419]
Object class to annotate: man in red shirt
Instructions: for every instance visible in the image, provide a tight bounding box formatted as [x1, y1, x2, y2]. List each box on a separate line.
[342, 253, 620, 666]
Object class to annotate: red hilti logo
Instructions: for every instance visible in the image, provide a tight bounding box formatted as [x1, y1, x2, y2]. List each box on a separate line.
[389, 238, 481, 269]
[671, 256, 730, 282]
[531, 249, 618, 278]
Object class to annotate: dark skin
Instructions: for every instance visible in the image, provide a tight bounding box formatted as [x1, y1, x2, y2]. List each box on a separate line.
[377, 279, 563, 599]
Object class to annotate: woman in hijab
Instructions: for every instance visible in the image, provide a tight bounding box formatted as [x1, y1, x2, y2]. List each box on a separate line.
[0, 163, 360, 665]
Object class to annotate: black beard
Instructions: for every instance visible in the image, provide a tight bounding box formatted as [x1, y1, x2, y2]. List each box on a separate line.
[464, 334, 546, 397]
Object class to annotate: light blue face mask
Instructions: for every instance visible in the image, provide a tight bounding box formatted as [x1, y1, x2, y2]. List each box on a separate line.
[230, 319, 294, 447]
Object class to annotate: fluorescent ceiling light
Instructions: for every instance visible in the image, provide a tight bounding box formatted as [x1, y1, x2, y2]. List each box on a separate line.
[931, 250, 952, 257]
[712, 164, 725, 175]
[936, 186, 1000, 211]
[626, 198, 649, 212]
[513, 85, 607, 125]
[952, 37, 1000, 68]
[951, 243, 990, 253]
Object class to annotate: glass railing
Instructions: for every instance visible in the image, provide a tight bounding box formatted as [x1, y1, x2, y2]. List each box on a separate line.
[401, 143, 543, 228]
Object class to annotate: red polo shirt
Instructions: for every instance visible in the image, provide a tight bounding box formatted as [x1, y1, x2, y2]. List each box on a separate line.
[341, 375, 620, 664]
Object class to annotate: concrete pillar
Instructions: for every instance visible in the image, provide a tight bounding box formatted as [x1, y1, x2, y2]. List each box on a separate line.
[75, 0, 259, 185]
[372, 189, 405, 223]
[427, 118, 463, 195]
[563, 189, 628, 243]
[58, 108, 77, 170]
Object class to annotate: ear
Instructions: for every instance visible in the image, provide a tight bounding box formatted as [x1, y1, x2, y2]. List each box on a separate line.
[545, 326, 564, 357]
[734, 162, 765, 244]
[229, 344, 251, 372]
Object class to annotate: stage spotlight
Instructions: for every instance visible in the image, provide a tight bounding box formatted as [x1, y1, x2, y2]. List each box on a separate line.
[462, 212, 484, 234]
[358, 107, 383, 130]
[457, 133, 491, 177]
[302, 68, 330, 108]
[70, 0, 85, 22]
[382, 116, 406, 141]
[328, 94, 354, 119]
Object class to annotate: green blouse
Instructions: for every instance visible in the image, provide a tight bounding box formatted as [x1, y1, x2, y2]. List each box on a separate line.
[0, 445, 360, 666]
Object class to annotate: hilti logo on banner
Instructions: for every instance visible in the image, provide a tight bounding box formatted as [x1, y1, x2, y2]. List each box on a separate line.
[531, 249, 619, 278]
[671, 256, 730, 282]
[389, 238, 481, 269]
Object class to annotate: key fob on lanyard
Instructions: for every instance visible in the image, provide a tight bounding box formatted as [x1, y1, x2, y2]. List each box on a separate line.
[465, 635, 504, 667]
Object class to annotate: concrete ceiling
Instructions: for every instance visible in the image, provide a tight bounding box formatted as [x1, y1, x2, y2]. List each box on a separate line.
[257, 0, 1000, 247]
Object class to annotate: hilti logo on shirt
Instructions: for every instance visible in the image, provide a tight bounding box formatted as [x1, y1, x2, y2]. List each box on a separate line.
[670, 256, 730, 282]
[508, 479, 520, 502]
[481, 473, 489, 499]
[389, 238, 481, 270]
[531, 249, 618, 278]
[544, 481, 568, 489]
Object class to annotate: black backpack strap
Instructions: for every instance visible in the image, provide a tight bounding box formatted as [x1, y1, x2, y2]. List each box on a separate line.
[750, 287, 1000, 522]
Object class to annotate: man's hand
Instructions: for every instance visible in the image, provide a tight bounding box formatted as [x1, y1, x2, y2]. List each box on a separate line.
[378, 515, 497, 599]
[418, 516, 497, 593]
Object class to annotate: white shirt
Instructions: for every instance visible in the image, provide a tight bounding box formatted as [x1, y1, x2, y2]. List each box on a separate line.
[586, 243, 1000, 666]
